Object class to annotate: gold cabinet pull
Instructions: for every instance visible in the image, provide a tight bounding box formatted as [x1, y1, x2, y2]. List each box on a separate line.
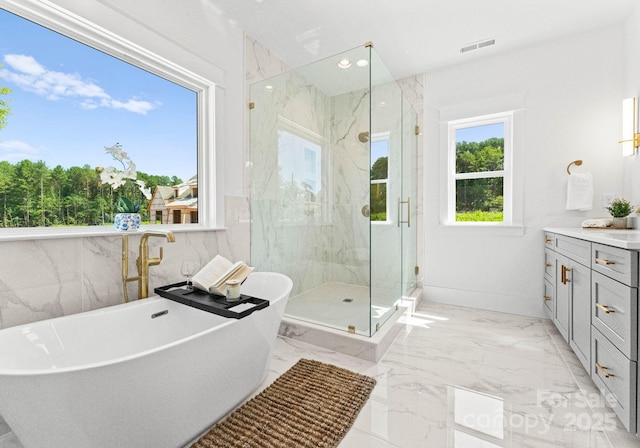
[544, 262, 551, 268]
[560, 265, 571, 284]
[595, 258, 616, 265]
[543, 295, 551, 302]
[544, 237, 552, 243]
[595, 362, 615, 378]
[596, 303, 615, 314]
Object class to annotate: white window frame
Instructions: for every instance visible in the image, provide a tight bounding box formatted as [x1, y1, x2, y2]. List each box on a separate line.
[438, 94, 525, 236]
[447, 112, 513, 225]
[0, 0, 220, 241]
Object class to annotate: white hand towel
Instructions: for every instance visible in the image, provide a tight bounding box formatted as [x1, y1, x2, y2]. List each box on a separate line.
[566, 172, 593, 211]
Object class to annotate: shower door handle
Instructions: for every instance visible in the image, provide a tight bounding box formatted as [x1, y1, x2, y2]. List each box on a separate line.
[361, 205, 370, 217]
[398, 197, 410, 227]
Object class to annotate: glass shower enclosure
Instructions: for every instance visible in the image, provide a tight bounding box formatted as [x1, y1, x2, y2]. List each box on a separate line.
[249, 44, 417, 337]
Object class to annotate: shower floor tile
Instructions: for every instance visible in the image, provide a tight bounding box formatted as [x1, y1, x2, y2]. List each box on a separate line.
[284, 282, 396, 335]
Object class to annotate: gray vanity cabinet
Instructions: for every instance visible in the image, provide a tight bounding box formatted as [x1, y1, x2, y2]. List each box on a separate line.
[567, 259, 591, 370]
[552, 236, 592, 371]
[543, 230, 640, 434]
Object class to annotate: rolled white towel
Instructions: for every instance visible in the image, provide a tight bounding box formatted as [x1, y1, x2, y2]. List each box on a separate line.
[581, 218, 612, 228]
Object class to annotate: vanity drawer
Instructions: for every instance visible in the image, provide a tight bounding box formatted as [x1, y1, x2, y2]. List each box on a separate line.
[543, 278, 554, 319]
[591, 327, 637, 432]
[592, 271, 638, 360]
[543, 232, 554, 249]
[554, 235, 591, 267]
[544, 248, 555, 281]
[592, 243, 638, 287]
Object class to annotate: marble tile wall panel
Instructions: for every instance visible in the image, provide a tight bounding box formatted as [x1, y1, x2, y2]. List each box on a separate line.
[330, 89, 370, 286]
[0, 195, 249, 330]
[248, 46, 334, 295]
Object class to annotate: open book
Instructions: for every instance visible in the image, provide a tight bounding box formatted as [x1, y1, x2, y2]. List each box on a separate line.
[191, 255, 254, 296]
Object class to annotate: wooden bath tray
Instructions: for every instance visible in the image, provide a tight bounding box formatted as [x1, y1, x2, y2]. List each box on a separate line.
[154, 282, 269, 319]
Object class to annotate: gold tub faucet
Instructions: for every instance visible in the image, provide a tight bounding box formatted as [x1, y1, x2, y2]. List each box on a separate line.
[122, 230, 176, 301]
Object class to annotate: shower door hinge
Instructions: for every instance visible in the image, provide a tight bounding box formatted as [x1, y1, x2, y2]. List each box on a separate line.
[375, 322, 380, 332]
[364, 41, 373, 48]
[415, 125, 420, 136]
[348, 325, 356, 334]
[248, 102, 255, 109]
[415, 266, 420, 276]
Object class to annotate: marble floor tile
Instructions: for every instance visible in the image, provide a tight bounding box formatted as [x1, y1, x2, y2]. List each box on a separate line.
[268, 301, 640, 448]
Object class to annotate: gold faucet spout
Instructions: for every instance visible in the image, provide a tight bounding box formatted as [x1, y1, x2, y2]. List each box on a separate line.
[140, 229, 176, 243]
[138, 230, 175, 299]
[121, 230, 175, 302]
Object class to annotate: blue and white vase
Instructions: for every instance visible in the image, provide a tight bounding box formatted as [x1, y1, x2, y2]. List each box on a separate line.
[114, 213, 141, 231]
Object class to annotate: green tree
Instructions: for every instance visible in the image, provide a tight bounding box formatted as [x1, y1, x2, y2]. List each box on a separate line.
[370, 156, 388, 220]
[0, 64, 11, 131]
[0, 161, 14, 227]
[455, 138, 505, 215]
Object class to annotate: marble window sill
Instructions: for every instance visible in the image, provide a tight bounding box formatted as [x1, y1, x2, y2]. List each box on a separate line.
[0, 225, 227, 242]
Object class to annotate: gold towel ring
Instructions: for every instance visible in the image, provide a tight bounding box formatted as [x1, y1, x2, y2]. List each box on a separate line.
[567, 160, 583, 175]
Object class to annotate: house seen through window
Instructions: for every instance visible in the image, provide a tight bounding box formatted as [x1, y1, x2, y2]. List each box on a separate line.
[0, 7, 198, 228]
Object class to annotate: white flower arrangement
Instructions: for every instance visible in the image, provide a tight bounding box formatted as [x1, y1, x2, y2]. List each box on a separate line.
[98, 143, 152, 213]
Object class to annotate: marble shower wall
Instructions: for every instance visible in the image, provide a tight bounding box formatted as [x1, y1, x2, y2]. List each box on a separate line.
[249, 67, 332, 296]
[0, 195, 250, 330]
[328, 87, 371, 287]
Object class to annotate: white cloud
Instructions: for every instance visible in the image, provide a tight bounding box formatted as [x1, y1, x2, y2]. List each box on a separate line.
[0, 140, 40, 154]
[0, 140, 41, 162]
[3, 54, 45, 76]
[103, 98, 157, 115]
[1, 54, 156, 115]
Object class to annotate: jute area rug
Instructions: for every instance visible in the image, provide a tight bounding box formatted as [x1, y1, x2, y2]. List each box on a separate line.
[191, 358, 377, 448]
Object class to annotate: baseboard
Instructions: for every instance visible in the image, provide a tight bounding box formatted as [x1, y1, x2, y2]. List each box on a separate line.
[422, 285, 545, 318]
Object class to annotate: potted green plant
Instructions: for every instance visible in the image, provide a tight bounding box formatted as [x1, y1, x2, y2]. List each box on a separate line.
[606, 198, 633, 229]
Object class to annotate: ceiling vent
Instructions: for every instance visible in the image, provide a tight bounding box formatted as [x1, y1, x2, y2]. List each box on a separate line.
[460, 38, 496, 54]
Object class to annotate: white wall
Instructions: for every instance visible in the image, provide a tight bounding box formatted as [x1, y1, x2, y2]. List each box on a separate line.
[623, 4, 640, 200]
[423, 25, 625, 317]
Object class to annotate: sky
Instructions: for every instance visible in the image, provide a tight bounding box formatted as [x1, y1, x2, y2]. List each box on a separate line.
[456, 122, 504, 144]
[0, 8, 197, 181]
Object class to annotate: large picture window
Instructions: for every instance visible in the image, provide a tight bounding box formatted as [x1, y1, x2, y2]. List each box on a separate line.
[0, 3, 210, 230]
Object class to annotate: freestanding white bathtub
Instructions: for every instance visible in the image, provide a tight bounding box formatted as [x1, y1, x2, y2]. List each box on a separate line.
[0, 271, 292, 448]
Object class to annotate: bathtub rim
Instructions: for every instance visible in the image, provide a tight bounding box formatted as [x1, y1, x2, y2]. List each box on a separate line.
[0, 271, 292, 377]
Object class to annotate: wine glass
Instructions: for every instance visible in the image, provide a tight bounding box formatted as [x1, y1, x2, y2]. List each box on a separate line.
[181, 260, 199, 289]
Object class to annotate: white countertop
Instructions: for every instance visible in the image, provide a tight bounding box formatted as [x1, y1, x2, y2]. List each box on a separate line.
[544, 227, 640, 250]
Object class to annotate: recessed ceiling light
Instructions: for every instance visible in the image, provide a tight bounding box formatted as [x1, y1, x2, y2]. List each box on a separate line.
[265, 85, 274, 90]
[337, 59, 352, 69]
[356, 59, 368, 67]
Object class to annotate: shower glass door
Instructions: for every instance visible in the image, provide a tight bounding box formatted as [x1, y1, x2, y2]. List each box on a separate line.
[369, 47, 417, 334]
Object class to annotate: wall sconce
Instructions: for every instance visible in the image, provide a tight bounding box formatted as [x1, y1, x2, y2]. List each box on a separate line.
[620, 97, 640, 157]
